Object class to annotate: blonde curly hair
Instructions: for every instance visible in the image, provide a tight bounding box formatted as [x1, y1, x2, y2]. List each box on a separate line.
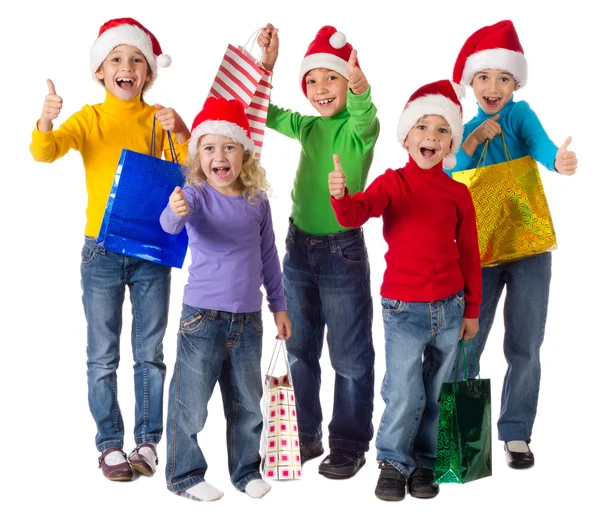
[185, 140, 270, 203]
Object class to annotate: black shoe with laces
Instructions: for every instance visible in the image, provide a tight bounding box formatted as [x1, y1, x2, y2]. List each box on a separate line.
[318, 449, 366, 479]
[408, 468, 439, 499]
[375, 461, 406, 501]
[300, 440, 324, 465]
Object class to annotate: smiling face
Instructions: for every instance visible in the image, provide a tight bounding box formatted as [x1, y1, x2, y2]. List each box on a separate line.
[305, 68, 348, 117]
[198, 134, 245, 196]
[95, 44, 150, 101]
[404, 115, 453, 170]
[471, 69, 519, 115]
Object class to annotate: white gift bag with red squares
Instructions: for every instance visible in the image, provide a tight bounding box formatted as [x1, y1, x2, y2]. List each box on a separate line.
[261, 341, 302, 480]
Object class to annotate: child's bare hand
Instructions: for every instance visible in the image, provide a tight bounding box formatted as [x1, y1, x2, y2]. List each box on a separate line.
[346, 49, 368, 95]
[257, 23, 279, 72]
[154, 104, 190, 145]
[555, 136, 577, 175]
[154, 104, 185, 133]
[39, 79, 62, 132]
[460, 318, 479, 341]
[169, 186, 189, 216]
[472, 114, 502, 145]
[274, 310, 292, 340]
[328, 154, 347, 199]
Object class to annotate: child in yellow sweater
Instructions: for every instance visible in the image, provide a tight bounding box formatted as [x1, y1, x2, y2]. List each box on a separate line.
[30, 17, 190, 482]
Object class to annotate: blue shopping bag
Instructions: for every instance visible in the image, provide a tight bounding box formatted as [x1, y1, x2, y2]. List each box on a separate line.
[97, 120, 188, 268]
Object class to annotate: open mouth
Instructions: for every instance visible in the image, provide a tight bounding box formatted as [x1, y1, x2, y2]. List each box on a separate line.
[483, 96, 500, 108]
[116, 78, 136, 90]
[213, 166, 231, 179]
[420, 147, 437, 158]
[317, 98, 334, 107]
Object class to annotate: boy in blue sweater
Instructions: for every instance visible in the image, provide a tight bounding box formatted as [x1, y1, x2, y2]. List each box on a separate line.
[449, 20, 577, 470]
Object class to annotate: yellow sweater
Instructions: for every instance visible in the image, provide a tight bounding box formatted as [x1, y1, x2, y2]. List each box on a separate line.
[30, 91, 188, 237]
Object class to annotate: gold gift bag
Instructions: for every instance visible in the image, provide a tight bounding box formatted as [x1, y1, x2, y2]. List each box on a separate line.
[452, 134, 557, 267]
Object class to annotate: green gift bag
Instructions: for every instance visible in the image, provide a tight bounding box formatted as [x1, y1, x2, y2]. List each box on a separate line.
[434, 340, 492, 484]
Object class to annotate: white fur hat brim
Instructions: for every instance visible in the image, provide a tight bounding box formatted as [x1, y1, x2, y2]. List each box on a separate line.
[461, 48, 528, 87]
[397, 94, 464, 168]
[299, 53, 348, 89]
[188, 120, 255, 157]
[90, 24, 158, 88]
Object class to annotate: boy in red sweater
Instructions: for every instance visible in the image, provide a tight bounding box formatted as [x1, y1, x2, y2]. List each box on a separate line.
[329, 80, 482, 502]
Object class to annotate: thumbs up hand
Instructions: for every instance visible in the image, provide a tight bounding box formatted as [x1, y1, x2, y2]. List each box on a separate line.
[554, 136, 578, 175]
[39, 79, 63, 132]
[328, 154, 347, 199]
[346, 49, 368, 95]
[169, 186, 190, 216]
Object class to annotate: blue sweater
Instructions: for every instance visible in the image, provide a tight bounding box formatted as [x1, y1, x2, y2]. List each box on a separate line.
[449, 98, 559, 175]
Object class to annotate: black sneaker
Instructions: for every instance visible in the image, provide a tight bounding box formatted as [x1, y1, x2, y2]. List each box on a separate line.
[375, 461, 406, 501]
[408, 468, 439, 499]
[318, 449, 366, 479]
[300, 440, 324, 465]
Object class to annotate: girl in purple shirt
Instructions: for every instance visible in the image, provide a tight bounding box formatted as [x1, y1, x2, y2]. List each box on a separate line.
[160, 97, 291, 502]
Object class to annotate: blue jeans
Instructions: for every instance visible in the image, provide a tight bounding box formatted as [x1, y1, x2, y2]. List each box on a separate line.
[283, 221, 375, 453]
[376, 293, 464, 478]
[81, 236, 170, 452]
[166, 305, 264, 492]
[464, 253, 551, 442]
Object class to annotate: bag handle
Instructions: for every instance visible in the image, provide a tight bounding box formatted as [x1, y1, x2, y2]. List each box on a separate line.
[150, 116, 178, 164]
[454, 339, 481, 381]
[242, 27, 265, 66]
[265, 339, 293, 385]
[475, 132, 512, 169]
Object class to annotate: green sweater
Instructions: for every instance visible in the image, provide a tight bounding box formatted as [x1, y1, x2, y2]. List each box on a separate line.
[266, 88, 379, 235]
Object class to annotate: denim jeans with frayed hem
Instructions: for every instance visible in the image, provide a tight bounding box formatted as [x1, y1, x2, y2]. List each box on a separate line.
[166, 305, 264, 493]
[81, 236, 170, 452]
[283, 221, 375, 454]
[460, 252, 551, 443]
[376, 293, 464, 478]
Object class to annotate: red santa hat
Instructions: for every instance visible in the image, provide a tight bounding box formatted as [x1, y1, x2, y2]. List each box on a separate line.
[299, 25, 358, 96]
[397, 80, 464, 170]
[453, 20, 527, 97]
[188, 97, 254, 157]
[90, 18, 171, 89]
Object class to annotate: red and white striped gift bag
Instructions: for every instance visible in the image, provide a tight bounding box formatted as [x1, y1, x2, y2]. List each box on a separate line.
[209, 44, 272, 158]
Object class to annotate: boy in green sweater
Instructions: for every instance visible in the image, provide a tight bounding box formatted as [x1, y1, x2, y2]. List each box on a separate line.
[259, 24, 379, 479]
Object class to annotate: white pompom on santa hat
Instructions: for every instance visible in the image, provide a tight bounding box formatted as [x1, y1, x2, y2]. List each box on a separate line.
[397, 80, 464, 170]
[90, 17, 171, 89]
[298, 25, 358, 97]
[188, 97, 255, 158]
[453, 19, 527, 98]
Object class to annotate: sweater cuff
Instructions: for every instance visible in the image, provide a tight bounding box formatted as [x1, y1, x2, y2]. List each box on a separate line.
[268, 300, 287, 313]
[347, 86, 372, 109]
[464, 303, 480, 319]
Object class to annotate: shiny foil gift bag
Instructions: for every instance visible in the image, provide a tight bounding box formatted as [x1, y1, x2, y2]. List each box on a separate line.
[97, 121, 188, 268]
[260, 340, 302, 480]
[452, 136, 557, 267]
[434, 340, 492, 484]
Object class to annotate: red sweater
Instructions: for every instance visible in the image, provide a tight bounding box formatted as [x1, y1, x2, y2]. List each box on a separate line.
[331, 157, 482, 318]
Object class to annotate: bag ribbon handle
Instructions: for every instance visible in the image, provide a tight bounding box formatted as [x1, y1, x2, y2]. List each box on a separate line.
[150, 116, 178, 164]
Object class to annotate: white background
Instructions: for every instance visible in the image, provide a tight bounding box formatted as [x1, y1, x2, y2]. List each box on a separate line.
[2, 0, 597, 517]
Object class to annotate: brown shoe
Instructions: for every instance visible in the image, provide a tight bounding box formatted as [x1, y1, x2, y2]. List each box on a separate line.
[98, 447, 133, 481]
[128, 443, 158, 476]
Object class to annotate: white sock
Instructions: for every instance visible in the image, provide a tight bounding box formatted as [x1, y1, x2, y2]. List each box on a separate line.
[184, 482, 224, 502]
[507, 440, 529, 453]
[138, 444, 156, 462]
[245, 479, 271, 499]
[104, 450, 127, 466]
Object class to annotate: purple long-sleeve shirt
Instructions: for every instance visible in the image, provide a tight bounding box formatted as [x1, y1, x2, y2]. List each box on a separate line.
[160, 183, 286, 313]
